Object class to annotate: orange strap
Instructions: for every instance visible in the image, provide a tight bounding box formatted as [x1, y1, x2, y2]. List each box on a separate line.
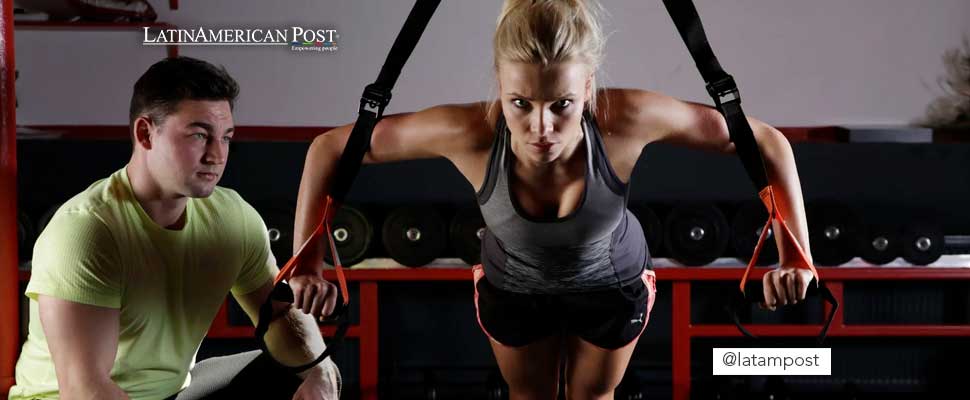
[274, 196, 350, 308]
[739, 185, 819, 293]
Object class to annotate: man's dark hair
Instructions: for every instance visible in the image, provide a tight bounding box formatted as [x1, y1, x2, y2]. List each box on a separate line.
[129, 56, 240, 126]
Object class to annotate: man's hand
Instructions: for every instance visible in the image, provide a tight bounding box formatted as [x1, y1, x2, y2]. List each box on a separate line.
[288, 272, 339, 319]
[293, 360, 341, 400]
[761, 266, 814, 311]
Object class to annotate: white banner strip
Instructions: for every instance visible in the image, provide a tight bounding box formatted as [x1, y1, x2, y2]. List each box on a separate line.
[713, 348, 832, 375]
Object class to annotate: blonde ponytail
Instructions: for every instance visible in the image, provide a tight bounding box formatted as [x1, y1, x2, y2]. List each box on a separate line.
[493, 0, 607, 111]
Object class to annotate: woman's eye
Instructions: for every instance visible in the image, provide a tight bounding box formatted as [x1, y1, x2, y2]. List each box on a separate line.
[553, 99, 573, 109]
[512, 99, 529, 109]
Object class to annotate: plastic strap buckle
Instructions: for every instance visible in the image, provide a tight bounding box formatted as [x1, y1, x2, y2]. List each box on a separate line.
[705, 75, 741, 108]
[359, 83, 392, 118]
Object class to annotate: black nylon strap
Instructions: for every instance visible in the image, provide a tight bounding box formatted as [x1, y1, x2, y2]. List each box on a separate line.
[253, 0, 441, 374]
[661, 0, 835, 343]
[329, 0, 441, 203]
[661, 0, 769, 190]
[376, 1, 441, 90]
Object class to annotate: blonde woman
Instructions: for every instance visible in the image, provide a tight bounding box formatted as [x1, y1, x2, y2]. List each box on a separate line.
[289, 0, 814, 398]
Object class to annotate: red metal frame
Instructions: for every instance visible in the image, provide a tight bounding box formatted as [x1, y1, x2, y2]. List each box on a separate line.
[17, 125, 970, 145]
[14, 263, 970, 398]
[203, 281, 380, 399]
[188, 265, 970, 399]
[18, 125, 333, 142]
[17, 125, 859, 144]
[1, 0, 18, 393]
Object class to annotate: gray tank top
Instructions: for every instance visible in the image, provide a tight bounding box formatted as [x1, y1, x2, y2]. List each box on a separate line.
[476, 110, 651, 294]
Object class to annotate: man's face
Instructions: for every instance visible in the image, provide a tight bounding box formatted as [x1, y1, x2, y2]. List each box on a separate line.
[144, 99, 234, 198]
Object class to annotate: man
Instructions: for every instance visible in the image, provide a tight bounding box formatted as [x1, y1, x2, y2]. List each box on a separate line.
[9, 56, 340, 400]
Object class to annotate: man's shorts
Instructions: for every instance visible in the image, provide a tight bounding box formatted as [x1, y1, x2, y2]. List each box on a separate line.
[473, 264, 657, 350]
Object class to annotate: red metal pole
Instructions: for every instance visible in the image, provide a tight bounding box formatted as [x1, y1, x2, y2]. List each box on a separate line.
[359, 282, 379, 400]
[0, 0, 19, 393]
[672, 281, 691, 400]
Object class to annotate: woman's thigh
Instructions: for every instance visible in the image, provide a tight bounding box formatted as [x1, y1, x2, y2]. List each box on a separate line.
[489, 334, 563, 400]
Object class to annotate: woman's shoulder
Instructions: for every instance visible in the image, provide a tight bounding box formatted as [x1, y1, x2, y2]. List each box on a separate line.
[592, 87, 662, 118]
[420, 100, 498, 130]
[592, 87, 686, 137]
[421, 100, 500, 155]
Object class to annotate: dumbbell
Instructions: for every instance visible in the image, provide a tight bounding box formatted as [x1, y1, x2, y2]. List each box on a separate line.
[858, 222, 901, 265]
[449, 205, 486, 266]
[900, 221, 944, 266]
[323, 204, 374, 267]
[662, 203, 730, 266]
[254, 202, 295, 264]
[630, 204, 664, 258]
[382, 205, 448, 267]
[807, 201, 862, 266]
[730, 200, 778, 266]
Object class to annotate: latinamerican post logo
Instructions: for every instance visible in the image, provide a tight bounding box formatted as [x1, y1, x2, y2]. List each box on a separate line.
[143, 26, 339, 52]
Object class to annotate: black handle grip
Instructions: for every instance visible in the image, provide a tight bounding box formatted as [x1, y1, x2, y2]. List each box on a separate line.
[255, 281, 352, 374]
[728, 278, 839, 344]
[739, 277, 826, 305]
[268, 281, 347, 323]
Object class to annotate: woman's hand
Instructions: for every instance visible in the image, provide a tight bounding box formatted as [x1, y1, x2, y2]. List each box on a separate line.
[288, 272, 339, 319]
[761, 266, 814, 311]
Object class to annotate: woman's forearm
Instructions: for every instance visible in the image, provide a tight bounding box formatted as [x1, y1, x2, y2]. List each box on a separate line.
[293, 125, 353, 270]
[757, 125, 814, 266]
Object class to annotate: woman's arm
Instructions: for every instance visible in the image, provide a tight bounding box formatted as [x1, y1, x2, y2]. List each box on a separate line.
[603, 88, 814, 307]
[289, 103, 489, 317]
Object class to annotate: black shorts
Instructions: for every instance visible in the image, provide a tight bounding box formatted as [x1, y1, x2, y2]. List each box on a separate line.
[473, 265, 657, 350]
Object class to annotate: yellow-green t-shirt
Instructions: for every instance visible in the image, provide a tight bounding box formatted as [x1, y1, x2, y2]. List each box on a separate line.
[9, 167, 277, 400]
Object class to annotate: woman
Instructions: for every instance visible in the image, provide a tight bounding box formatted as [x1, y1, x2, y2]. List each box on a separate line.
[289, 0, 815, 398]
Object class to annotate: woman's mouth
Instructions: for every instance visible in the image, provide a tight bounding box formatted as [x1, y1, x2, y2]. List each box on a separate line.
[530, 142, 554, 152]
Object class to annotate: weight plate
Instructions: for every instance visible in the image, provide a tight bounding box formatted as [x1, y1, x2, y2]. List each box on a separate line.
[323, 204, 374, 267]
[382, 205, 448, 267]
[730, 200, 778, 266]
[449, 205, 486, 266]
[662, 203, 729, 266]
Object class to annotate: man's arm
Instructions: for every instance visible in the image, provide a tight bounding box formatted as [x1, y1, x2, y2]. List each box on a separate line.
[38, 295, 129, 400]
[233, 281, 339, 394]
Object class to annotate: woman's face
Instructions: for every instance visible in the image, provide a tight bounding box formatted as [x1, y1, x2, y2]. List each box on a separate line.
[497, 60, 592, 165]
